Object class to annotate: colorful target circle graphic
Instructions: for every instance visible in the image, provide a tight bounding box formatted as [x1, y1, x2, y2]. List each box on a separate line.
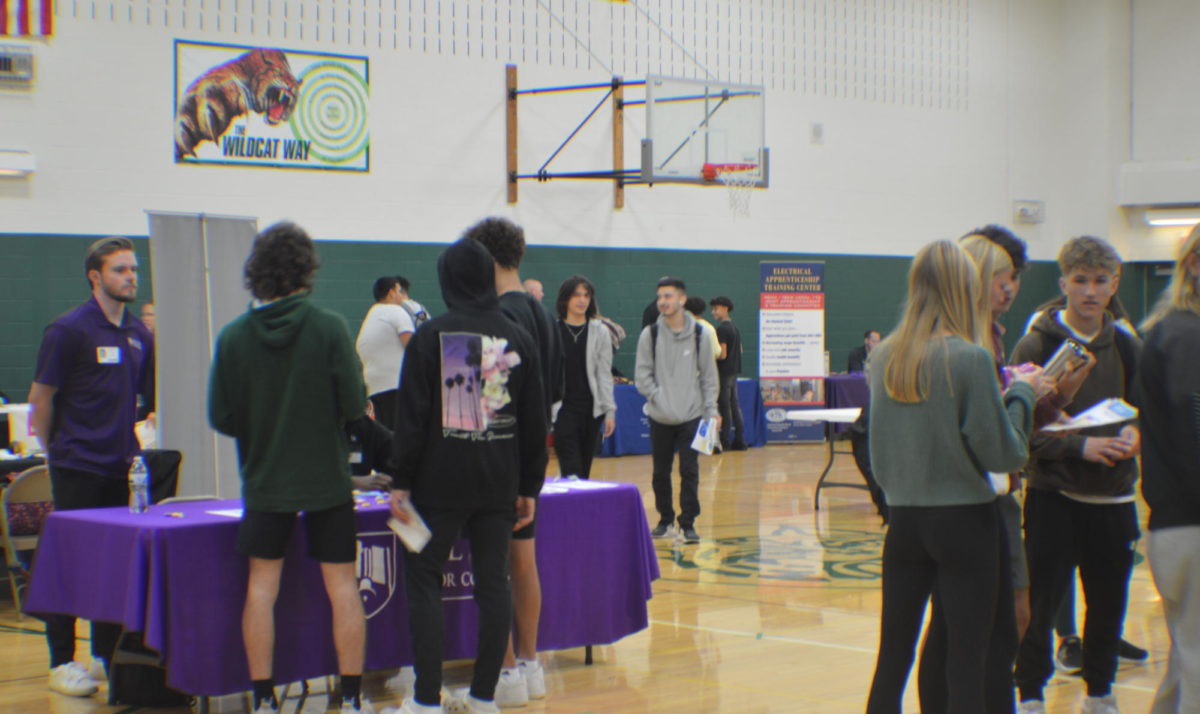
[290, 61, 369, 164]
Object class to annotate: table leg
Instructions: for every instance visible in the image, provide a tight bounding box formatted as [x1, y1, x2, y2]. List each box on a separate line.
[813, 423, 836, 511]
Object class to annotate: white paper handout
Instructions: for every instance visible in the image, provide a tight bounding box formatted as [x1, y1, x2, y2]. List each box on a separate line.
[691, 417, 719, 455]
[387, 498, 432, 553]
[1042, 398, 1138, 433]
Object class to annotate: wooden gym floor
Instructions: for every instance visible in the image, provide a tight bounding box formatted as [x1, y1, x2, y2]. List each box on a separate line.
[0, 444, 1166, 712]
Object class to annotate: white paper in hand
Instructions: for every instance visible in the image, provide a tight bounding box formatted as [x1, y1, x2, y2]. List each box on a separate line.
[387, 500, 432, 553]
[691, 417, 718, 455]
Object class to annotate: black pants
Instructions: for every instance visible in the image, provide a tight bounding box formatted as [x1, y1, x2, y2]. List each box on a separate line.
[649, 418, 701, 529]
[867, 502, 1000, 714]
[716, 375, 745, 447]
[44, 465, 127, 669]
[1015, 489, 1138, 700]
[553, 405, 603, 479]
[917, 500, 1017, 714]
[369, 389, 399, 432]
[405, 506, 514, 706]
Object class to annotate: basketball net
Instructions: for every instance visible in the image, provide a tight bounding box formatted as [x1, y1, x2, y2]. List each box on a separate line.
[703, 163, 758, 218]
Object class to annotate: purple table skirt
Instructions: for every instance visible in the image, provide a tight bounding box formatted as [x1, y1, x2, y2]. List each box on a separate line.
[25, 481, 659, 696]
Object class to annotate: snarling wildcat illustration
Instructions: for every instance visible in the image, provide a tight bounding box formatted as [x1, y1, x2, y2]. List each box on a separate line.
[175, 49, 301, 160]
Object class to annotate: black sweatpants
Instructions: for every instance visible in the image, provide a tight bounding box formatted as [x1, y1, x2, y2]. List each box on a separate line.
[917, 500, 1017, 714]
[43, 465, 127, 669]
[405, 506, 515, 707]
[716, 375, 745, 447]
[553, 404, 603, 480]
[867, 502, 1001, 714]
[1015, 489, 1138, 700]
[649, 417, 701, 529]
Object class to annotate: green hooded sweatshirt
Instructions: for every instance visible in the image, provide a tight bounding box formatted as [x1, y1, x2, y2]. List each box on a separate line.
[208, 293, 367, 512]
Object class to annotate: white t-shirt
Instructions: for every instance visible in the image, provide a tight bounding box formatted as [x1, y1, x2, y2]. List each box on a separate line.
[356, 303, 415, 396]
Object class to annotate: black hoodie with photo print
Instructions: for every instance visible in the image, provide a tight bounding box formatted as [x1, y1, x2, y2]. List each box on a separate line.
[389, 237, 547, 510]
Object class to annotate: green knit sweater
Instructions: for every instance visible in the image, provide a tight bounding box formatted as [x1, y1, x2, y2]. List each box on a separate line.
[868, 336, 1035, 507]
[208, 294, 368, 512]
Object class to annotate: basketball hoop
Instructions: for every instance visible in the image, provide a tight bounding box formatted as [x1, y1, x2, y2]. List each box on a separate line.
[703, 163, 759, 218]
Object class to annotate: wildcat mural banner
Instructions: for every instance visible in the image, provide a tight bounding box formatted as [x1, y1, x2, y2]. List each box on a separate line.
[174, 41, 369, 172]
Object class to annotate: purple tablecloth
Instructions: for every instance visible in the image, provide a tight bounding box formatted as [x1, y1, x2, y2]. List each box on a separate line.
[25, 480, 658, 696]
[825, 373, 869, 433]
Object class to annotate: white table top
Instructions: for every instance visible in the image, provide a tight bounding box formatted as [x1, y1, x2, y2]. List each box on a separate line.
[784, 407, 862, 424]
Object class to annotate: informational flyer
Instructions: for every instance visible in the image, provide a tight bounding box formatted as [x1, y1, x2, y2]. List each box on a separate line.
[759, 262, 826, 442]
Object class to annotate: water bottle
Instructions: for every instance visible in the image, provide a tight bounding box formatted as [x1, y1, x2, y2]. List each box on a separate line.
[128, 455, 149, 513]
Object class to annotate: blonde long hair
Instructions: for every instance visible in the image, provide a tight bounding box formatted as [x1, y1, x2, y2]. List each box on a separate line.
[1142, 223, 1200, 331]
[882, 240, 990, 403]
[959, 233, 1014, 320]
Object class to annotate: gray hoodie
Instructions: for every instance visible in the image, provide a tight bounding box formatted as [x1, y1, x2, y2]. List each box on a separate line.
[634, 313, 719, 425]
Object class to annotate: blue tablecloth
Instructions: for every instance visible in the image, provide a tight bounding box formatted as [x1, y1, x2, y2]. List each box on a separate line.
[601, 378, 766, 456]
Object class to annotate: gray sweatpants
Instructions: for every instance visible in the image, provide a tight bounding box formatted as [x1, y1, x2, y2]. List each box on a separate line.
[1148, 526, 1200, 714]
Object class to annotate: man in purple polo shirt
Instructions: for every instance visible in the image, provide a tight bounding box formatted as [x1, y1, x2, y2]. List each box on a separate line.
[28, 236, 155, 698]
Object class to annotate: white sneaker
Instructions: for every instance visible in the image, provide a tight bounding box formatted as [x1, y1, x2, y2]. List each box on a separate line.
[493, 668, 528, 708]
[1081, 694, 1121, 714]
[1018, 700, 1046, 714]
[48, 662, 99, 697]
[386, 666, 417, 692]
[341, 698, 377, 714]
[87, 657, 106, 683]
[385, 698, 442, 714]
[517, 659, 545, 700]
[444, 690, 501, 714]
[251, 703, 279, 714]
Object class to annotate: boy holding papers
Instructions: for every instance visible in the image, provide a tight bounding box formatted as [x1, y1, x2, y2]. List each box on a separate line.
[1011, 236, 1141, 714]
[385, 235, 547, 714]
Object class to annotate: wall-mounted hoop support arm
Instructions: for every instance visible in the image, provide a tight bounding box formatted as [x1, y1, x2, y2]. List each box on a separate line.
[506, 64, 639, 208]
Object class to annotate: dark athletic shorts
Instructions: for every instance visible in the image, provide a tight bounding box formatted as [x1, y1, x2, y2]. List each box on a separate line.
[512, 495, 539, 541]
[237, 500, 356, 563]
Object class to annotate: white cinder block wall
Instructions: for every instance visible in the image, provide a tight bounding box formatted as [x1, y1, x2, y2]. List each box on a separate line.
[0, 0, 1185, 261]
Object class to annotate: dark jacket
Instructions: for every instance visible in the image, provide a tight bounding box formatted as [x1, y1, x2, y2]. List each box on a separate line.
[1134, 309, 1200, 530]
[499, 290, 564, 421]
[390, 238, 548, 509]
[1009, 308, 1141, 498]
[208, 293, 367, 512]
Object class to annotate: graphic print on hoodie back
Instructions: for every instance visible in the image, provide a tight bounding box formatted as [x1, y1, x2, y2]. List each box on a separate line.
[439, 332, 522, 433]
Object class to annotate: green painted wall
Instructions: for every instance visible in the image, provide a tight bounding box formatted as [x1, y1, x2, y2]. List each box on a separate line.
[0, 233, 1164, 405]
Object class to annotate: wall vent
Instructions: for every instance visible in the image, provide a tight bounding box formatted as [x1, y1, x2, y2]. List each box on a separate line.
[0, 45, 34, 83]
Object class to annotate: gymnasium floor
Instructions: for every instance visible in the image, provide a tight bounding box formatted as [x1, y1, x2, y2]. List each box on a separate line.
[0, 444, 1165, 712]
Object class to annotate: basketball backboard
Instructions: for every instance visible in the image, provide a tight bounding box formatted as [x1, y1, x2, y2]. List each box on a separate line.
[642, 75, 767, 187]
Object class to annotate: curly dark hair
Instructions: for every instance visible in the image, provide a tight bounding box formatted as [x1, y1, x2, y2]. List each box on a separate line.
[961, 224, 1028, 275]
[555, 274, 597, 320]
[244, 221, 320, 300]
[464, 217, 526, 269]
[372, 275, 410, 302]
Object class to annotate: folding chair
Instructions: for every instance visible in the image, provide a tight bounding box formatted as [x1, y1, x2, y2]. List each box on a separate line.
[1, 465, 53, 618]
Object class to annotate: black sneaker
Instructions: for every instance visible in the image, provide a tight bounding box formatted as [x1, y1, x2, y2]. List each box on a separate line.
[681, 526, 700, 544]
[1118, 638, 1149, 662]
[1055, 635, 1083, 675]
[730, 441, 749, 451]
[650, 522, 673, 538]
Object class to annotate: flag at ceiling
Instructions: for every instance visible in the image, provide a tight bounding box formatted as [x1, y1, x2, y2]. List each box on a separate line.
[1, 0, 54, 37]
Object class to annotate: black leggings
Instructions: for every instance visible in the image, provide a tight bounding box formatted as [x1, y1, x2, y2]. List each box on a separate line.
[867, 502, 1001, 714]
[917, 500, 1017, 714]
